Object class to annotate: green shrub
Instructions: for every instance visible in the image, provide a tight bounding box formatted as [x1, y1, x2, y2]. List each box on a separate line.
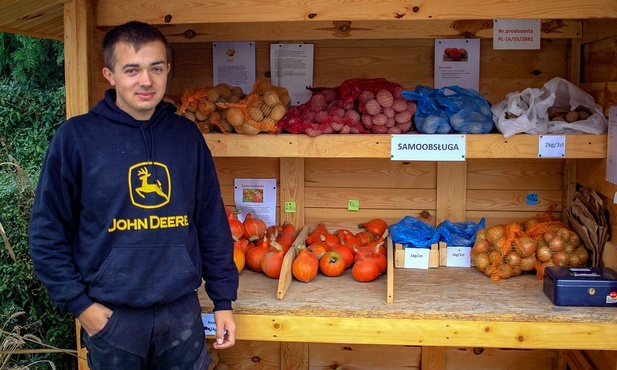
[1, 80, 75, 369]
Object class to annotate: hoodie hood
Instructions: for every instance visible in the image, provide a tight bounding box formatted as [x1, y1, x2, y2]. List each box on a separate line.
[91, 89, 178, 180]
[91, 89, 177, 128]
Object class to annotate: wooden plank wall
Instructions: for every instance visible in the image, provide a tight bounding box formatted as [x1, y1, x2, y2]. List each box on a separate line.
[577, 19, 617, 245]
[168, 38, 568, 104]
[214, 341, 567, 370]
[215, 157, 563, 231]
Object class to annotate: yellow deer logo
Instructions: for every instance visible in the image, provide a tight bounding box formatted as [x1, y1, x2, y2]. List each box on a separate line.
[135, 167, 169, 200]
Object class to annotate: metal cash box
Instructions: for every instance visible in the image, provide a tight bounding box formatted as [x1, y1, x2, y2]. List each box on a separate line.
[543, 266, 617, 307]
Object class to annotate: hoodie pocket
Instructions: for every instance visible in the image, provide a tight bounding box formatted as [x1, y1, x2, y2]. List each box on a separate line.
[89, 245, 201, 307]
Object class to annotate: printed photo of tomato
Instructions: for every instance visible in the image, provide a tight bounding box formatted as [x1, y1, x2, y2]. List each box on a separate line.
[443, 47, 468, 62]
[242, 188, 264, 203]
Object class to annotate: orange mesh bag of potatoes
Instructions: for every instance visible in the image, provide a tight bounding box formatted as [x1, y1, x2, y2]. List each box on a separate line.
[178, 83, 246, 133]
[215, 80, 291, 135]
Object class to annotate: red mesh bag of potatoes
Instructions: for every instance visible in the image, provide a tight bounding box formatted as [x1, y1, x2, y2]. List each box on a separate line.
[340, 78, 417, 134]
[278, 87, 369, 137]
[279, 78, 417, 136]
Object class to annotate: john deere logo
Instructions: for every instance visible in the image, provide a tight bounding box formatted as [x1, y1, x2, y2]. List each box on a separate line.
[128, 162, 171, 209]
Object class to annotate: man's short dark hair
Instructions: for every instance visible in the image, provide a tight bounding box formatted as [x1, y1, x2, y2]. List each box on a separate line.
[102, 21, 170, 70]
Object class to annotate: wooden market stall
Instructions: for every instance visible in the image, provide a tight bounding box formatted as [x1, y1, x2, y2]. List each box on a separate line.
[4, 0, 617, 369]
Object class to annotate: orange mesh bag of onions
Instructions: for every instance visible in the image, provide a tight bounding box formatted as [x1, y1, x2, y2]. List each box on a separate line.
[340, 78, 418, 135]
[471, 208, 590, 281]
[178, 83, 246, 133]
[215, 80, 291, 135]
[472, 222, 537, 281]
[278, 87, 370, 137]
[526, 221, 589, 279]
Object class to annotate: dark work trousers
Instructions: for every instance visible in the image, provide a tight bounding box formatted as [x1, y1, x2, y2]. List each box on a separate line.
[82, 292, 211, 370]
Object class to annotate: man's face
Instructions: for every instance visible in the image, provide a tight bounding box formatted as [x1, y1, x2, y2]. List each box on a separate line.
[102, 40, 170, 120]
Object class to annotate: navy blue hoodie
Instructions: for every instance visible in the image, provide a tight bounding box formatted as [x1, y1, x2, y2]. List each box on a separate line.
[29, 89, 238, 317]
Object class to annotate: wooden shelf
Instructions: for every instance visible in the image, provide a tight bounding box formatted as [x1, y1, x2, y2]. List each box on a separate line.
[204, 133, 607, 159]
[199, 266, 617, 350]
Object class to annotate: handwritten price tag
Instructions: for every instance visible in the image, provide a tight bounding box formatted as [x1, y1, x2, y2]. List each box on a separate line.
[348, 200, 360, 211]
[284, 202, 296, 213]
[538, 135, 566, 157]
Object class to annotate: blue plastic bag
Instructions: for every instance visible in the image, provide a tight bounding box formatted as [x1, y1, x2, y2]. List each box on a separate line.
[389, 216, 440, 248]
[436, 218, 486, 248]
[402, 86, 450, 134]
[402, 85, 495, 134]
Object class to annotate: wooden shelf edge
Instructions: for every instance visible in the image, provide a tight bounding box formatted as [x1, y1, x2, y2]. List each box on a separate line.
[231, 314, 617, 350]
[204, 133, 607, 159]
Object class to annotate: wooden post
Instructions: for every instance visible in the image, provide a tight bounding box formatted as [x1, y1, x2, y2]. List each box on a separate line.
[279, 158, 305, 228]
[64, 0, 95, 118]
[436, 161, 467, 223]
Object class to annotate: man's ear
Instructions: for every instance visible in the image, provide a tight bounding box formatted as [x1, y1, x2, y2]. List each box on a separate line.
[102, 67, 115, 86]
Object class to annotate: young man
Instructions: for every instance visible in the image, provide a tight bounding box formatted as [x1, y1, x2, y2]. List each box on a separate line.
[28, 21, 238, 369]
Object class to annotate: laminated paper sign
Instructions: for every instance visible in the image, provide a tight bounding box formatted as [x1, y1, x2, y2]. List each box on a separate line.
[434, 38, 480, 91]
[213, 41, 256, 94]
[234, 178, 277, 227]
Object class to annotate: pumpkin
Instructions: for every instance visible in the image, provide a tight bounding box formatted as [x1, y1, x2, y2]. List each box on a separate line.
[352, 257, 380, 282]
[233, 237, 250, 256]
[355, 231, 376, 246]
[319, 250, 346, 277]
[292, 246, 319, 283]
[358, 218, 388, 238]
[370, 247, 387, 275]
[307, 242, 329, 258]
[261, 242, 285, 279]
[245, 236, 270, 272]
[277, 222, 298, 247]
[227, 210, 245, 240]
[320, 232, 341, 248]
[233, 244, 246, 272]
[341, 232, 363, 250]
[243, 213, 266, 241]
[330, 243, 354, 268]
[306, 223, 328, 245]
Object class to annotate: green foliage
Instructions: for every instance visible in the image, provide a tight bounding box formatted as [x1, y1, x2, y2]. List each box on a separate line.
[0, 33, 64, 89]
[0, 79, 65, 174]
[1, 40, 74, 367]
[0, 159, 75, 370]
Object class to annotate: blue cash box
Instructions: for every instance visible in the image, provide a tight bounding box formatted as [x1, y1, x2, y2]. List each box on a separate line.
[543, 266, 617, 307]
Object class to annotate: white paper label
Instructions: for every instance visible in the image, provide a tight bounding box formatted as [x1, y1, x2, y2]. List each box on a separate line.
[202, 313, 216, 335]
[434, 39, 480, 91]
[213, 42, 256, 94]
[446, 246, 471, 267]
[538, 135, 566, 158]
[404, 247, 430, 269]
[391, 134, 466, 161]
[493, 19, 541, 50]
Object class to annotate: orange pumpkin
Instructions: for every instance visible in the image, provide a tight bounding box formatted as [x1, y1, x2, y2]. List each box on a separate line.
[358, 218, 388, 238]
[319, 251, 346, 277]
[292, 246, 319, 283]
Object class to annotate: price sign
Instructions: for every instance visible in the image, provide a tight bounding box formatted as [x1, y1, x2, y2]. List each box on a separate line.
[348, 199, 360, 211]
[538, 135, 566, 157]
[284, 201, 296, 213]
[403, 247, 430, 269]
[202, 313, 216, 335]
[526, 193, 538, 205]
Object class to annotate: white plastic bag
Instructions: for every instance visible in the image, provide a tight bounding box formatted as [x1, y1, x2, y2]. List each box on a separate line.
[492, 77, 607, 138]
[491, 87, 553, 138]
[542, 77, 607, 135]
